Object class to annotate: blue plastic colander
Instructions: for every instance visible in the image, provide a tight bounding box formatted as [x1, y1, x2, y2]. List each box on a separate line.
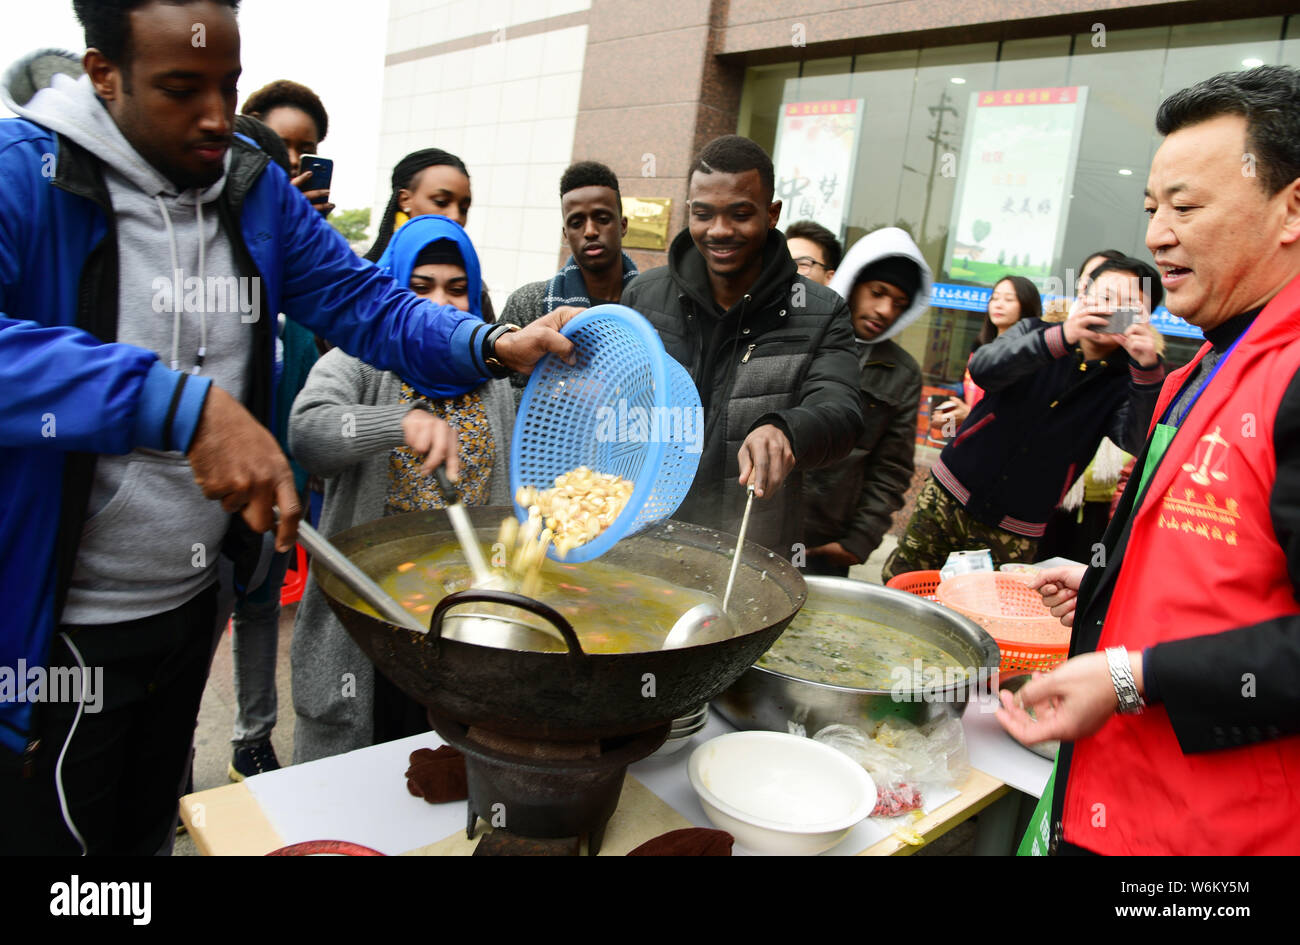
[510, 304, 703, 562]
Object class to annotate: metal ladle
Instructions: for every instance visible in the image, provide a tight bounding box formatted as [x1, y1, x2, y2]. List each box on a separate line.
[431, 466, 498, 588]
[660, 599, 735, 649]
[293, 507, 565, 649]
[656, 483, 755, 651]
[429, 467, 571, 648]
[722, 482, 756, 613]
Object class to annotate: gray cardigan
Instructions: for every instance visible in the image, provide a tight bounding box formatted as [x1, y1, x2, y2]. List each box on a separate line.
[288, 348, 514, 764]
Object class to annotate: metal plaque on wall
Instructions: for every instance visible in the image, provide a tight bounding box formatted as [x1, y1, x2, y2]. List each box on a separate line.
[622, 197, 672, 251]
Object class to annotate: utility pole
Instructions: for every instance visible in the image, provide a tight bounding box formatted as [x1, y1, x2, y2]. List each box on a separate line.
[921, 88, 959, 246]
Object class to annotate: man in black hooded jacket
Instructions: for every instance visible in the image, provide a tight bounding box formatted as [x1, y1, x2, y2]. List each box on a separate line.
[620, 136, 863, 555]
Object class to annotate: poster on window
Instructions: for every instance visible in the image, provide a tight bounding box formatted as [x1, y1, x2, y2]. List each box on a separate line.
[944, 86, 1088, 287]
[772, 99, 863, 237]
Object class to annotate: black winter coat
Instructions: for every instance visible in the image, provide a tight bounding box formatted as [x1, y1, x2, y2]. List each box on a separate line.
[934, 319, 1164, 536]
[801, 339, 921, 562]
[620, 228, 864, 555]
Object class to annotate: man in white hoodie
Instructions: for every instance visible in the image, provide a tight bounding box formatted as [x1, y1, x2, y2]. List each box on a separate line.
[801, 228, 930, 574]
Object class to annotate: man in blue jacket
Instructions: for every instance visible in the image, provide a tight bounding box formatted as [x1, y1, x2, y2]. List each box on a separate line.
[0, 1, 572, 854]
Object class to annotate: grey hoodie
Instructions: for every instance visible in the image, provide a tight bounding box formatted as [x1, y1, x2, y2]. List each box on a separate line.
[4, 52, 253, 623]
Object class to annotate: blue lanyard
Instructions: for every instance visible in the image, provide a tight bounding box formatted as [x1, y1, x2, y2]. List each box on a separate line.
[1161, 333, 1246, 428]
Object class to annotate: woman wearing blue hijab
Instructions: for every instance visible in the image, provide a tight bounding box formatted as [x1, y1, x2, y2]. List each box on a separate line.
[287, 215, 516, 760]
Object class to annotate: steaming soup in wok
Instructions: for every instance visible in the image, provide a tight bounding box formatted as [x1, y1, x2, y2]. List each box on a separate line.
[758, 607, 968, 690]
[368, 540, 718, 654]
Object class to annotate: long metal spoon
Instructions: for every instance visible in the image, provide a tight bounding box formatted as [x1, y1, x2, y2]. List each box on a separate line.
[291, 518, 428, 633]
[429, 469, 568, 647]
[722, 482, 756, 614]
[432, 467, 497, 588]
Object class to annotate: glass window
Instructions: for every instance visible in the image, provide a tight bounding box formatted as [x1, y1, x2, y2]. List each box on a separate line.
[1163, 19, 1290, 94]
[839, 50, 921, 247]
[996, 35, 1072, 81]
[737, 14, 1293, 382]
[794, 56, 854, 85]
[1286, 16, 1300, 64]
[737, 63, 798, 155]
[896, 44, 1027, 376]
[1053, 26, 1169, 296]
[896, 44, 999, 269]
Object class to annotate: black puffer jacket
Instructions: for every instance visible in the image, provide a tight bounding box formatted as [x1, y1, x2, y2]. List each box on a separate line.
[802, 338, 921, 561]
[620, 228, 864, 555]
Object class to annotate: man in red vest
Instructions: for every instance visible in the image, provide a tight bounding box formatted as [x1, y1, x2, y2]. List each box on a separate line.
[998, 65, 1300, 855]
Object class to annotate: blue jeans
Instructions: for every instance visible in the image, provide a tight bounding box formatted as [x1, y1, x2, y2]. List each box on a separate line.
[230, 548, 292, 746]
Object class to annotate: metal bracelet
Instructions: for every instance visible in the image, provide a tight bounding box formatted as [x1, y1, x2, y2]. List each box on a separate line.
[1106, 646, 1145, 715]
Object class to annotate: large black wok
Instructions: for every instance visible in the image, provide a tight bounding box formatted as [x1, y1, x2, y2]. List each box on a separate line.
[314, 507, 806, 739]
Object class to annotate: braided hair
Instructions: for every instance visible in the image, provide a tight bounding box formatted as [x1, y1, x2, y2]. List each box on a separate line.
[365, 148, 470, 262]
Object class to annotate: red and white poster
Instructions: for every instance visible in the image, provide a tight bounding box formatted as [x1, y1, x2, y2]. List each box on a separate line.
[772, 99, 863, 237]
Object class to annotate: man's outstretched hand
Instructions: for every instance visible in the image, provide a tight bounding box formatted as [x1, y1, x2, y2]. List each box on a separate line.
[187, 386, 301, 552]
[996, 649, 1143, 745]
[494, 306, 583, 374]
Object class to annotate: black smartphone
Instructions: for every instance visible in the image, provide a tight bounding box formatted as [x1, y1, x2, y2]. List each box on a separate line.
[298, 154, 333, 199]
[929, 393, 957, 417]
[1098, 304, 1145, 334]
[928, 393, 959, 444]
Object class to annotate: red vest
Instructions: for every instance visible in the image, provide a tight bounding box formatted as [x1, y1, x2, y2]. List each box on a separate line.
[1063, 274, 1300, 855]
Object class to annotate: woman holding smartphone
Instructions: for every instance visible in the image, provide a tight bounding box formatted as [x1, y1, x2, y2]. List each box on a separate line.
[883, 257, 1164, 580]
[366, 149, 495, 320]
[241, 80, 334, 216]
[934, 275, 1041, 432]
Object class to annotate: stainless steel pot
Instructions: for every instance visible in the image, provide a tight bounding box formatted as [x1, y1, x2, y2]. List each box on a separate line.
[713, 576, 999, 736]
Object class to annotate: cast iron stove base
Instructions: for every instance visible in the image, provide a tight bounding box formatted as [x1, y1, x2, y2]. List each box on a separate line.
[426, 706, 670, 856]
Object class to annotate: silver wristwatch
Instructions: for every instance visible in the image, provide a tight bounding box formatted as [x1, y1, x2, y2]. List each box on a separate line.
[1106, 646, 1145, 715]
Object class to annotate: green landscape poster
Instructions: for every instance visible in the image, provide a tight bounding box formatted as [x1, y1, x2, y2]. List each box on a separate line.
[945, 86, 1088, 286]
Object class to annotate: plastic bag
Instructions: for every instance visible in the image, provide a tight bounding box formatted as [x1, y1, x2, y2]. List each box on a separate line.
[814, 717, 969, 818]
[939, 548, 994, 580]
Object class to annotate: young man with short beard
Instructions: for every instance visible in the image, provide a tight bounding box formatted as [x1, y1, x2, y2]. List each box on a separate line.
[620, 135, 863, 555]
[0, 0, 573, 855]
[500, 161, 638, 391]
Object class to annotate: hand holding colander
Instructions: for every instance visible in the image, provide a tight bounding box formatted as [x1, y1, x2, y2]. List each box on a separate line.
[511, 304, 703, 562]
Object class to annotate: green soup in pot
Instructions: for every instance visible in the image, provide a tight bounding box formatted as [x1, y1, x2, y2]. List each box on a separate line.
[757, 607, 968, 690]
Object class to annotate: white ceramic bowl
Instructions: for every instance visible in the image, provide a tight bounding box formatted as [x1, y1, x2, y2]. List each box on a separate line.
[651, 730, 701, 757]
[688, 731, 876, 855]
[671, 708, 708, 730]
